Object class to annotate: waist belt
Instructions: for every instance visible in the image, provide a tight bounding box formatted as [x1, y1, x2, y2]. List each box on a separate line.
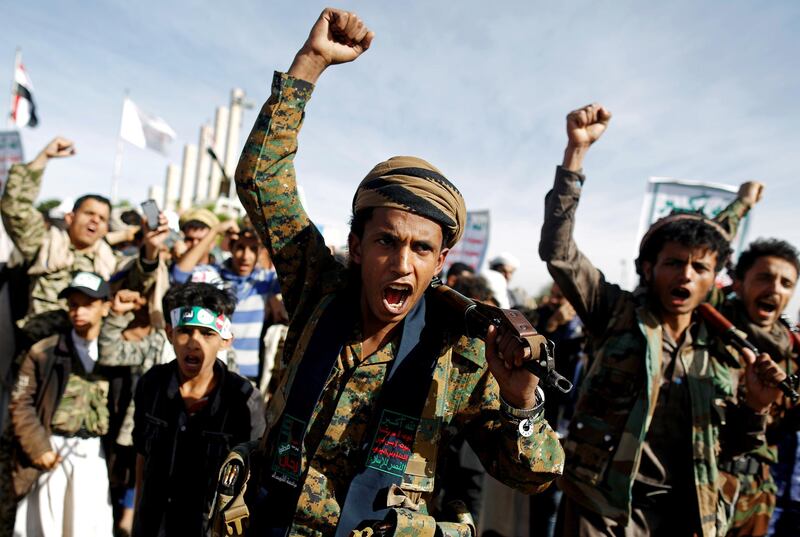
[53, 426, 98, 439]
[720, 456, 762, 476]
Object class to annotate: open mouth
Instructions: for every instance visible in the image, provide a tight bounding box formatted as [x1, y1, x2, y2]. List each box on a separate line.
[182, 353, 203, 370]
[86, 224, 98, 235]
[383, 283, 412, 314]
[670, 287, 691, 301]
[755, 298, 778, 317]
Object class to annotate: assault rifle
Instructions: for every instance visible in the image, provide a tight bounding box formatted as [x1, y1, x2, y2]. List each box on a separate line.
[697, 303, 800, 403]
[429, 278, 573, 394]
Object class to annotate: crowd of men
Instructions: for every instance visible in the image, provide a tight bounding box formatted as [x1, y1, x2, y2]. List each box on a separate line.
[0, 7, 798, 537]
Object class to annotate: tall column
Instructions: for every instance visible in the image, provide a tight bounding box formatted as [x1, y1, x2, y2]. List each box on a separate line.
[147, 185, 164, 209]
[194, 124, 213, 202]
[224, 88, 245, 197]
[164, 164, 180, 212]
[208, 106, 229, 199]
[178, 144, 198, 212]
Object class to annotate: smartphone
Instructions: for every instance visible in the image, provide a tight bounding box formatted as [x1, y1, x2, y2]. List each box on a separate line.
[140, 199, 160, 230]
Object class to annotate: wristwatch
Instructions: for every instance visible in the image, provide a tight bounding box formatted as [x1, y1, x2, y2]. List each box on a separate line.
[500, 387, 545, 437]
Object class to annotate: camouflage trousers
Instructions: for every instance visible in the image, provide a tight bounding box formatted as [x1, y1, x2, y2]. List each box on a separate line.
[726, 463, 777, 537]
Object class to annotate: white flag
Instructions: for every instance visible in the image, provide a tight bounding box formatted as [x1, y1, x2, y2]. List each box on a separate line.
[120, 98, 176, 155]
[11, 56, 38, 128]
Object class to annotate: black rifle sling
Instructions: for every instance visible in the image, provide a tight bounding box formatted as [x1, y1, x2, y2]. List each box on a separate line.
[263, 293, 355, 522]
[334, 294, 441, 536]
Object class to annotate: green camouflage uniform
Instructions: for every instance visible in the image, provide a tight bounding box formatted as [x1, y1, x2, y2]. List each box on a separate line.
[719, 299, 797, 537]
[234, 71, 564, 536]
[539, 166, 768, 537]
[0, 163, 154, 329]
[708, 196, 790, 537]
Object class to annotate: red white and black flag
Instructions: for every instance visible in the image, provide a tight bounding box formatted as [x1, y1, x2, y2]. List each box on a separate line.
[10, 52, 38, 128]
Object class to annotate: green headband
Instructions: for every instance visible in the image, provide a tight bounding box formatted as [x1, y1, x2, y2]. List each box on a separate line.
[169, 306, 232, 340]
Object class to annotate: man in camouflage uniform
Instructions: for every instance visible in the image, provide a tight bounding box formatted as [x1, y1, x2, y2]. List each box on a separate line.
[5, 272, 115, 536]
[0, 137, 168, 344]
[718, 239, 799, 536]
[223, 8, 564, 537]
[539, 103, 786, 537]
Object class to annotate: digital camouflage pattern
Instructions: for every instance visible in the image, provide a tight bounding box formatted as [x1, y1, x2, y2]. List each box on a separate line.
[539, 166, 769, 537]
[0, 162, 152, 328]
[233, 71, 564, 536]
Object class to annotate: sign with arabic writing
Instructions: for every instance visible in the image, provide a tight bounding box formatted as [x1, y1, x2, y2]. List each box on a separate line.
[442, 210, 490, 274]
[636, 177, 751, 256]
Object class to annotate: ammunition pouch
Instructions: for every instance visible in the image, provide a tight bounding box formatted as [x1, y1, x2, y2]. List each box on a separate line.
[349, 496, 475, 537]
[210, 440, 260, 537]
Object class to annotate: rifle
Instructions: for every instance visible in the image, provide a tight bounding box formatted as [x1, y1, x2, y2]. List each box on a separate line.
[697, 303, 800, 403]
[429, 278, 573, 394]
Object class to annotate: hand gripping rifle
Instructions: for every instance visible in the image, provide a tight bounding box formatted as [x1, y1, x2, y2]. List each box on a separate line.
[429, 278, 573, 394]
[697, 303, 800, 403]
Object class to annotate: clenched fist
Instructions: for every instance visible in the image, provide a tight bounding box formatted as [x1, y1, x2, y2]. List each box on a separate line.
[737, 181, 764, 208]
[562, 103, 612, 172]
[30, 137, 75, 171]
[289, 8, 375, 84]
[567, 103, 612, 148]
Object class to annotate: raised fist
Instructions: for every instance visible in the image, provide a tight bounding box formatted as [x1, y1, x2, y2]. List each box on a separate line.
[31, 137, 75, 171]
[737, 181, 764, 208]
[113, 289, 146, 315]
[289, 9, 374, 83]
[566, 104, 612, 148]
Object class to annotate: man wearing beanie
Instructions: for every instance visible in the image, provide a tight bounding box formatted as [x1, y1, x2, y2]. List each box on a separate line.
[219, 8, 564, 536]
[539, 104, 787, 537]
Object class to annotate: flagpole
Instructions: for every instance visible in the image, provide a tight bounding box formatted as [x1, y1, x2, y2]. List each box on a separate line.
[7, 48, 20, 129]
[111, 90, 128, 204]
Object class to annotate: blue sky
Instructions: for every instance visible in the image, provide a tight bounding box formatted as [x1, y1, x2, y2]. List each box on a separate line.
[3, 0, 799, 313]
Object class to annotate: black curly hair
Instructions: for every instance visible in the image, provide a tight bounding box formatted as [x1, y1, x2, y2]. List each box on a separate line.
[735, 238, 800, 281]
[162, 282, 236, 322]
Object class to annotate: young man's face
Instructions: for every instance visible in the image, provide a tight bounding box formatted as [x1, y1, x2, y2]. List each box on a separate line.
[735, 255, 798, 327]
[231, 236, 260, 276]
[349, 208, 448, 330]
[167, 325, 231, 380]
[182, 225, 211, 251]
[65, 199, 110, 250]
[66, 291, 110, 337]
[642, 241, 718, 318]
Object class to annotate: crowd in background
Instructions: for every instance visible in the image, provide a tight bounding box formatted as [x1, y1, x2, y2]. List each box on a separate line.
[0, 73, 798, 537]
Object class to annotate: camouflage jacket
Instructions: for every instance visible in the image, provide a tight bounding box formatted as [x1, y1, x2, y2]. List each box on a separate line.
[8, 331, 110, 493]
[234, 71, 564, 536]
[539, 166, 768, 537]
[1, 162, 155, 327]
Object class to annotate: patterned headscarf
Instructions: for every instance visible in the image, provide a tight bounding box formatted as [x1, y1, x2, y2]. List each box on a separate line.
[352, 156, 466, 248]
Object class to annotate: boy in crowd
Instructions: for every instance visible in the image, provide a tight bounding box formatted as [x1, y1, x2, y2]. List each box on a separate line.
[8, 271, 114, 536]
[132, 282, 265, 537]
[171, 207, 234, 285]
[218, 228, 283, 381]
[539, 103, 786, 536]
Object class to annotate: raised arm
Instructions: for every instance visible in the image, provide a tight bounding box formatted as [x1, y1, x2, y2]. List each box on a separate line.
[235, 8, 374, 318]
[713, 180, 763, 239]
[538, 104, 622, 334]
[1, 137, 74, 263]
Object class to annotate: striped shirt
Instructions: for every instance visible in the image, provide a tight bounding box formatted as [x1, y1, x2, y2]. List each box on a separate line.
[220, 263, 280, 379]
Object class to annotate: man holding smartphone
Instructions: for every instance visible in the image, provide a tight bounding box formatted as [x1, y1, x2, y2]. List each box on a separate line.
[1, 137, 170, 348]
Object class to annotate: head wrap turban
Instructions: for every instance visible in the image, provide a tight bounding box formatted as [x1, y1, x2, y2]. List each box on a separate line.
[352, 156, 466, 248]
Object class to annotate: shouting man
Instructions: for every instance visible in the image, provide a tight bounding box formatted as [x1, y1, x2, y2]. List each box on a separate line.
[223, 8, 564, 536]
[539, 104, 786, 537]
